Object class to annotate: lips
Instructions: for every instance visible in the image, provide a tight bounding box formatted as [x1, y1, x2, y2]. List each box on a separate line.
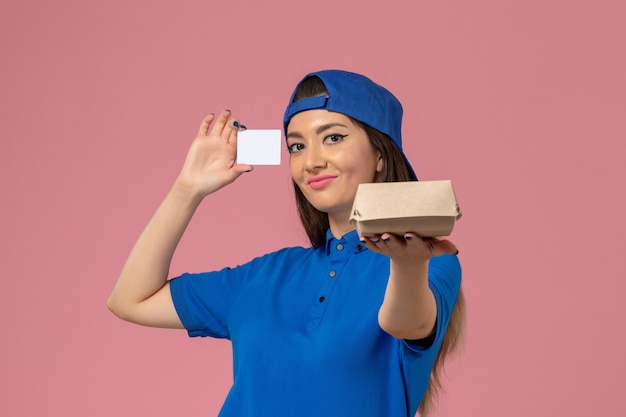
[307, 174, 336, 189]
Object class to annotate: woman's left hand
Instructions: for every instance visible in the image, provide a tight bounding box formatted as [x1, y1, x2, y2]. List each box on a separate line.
[361, 232, 458, 266]
[368, 232, 458, 339]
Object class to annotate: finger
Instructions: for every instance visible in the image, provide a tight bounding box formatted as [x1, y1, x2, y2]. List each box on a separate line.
[403, 234, 439, 253]
[221, 114, 244, 143]
[362, 235, 394, 253]
[197, 113, 216, 136]
[359, 236, 383, 253]
[210, 109, 232, 137]
[421, 237, 440, 248]
[225, 119, 248, 145]
[226, 119, 241, 144]
[380, 233, 402, 248]
[359, 235, 377, 246]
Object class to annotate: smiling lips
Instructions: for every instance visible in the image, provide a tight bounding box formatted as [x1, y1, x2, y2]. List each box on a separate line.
[307, 174, 336, 189]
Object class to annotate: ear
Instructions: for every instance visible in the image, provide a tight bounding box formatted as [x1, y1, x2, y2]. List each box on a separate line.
[376, 153, 384, 173]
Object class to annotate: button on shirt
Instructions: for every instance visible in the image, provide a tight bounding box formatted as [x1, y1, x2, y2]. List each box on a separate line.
[170, 229, 461, 417]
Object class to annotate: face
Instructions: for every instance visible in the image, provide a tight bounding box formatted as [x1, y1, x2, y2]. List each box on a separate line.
[286, 109, 383, 224]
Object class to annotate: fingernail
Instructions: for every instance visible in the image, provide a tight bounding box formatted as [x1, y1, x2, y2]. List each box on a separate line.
[233, 121, 239, 128]
[240, 124, 247, 130]
[382, 237, 390, 242]
[404, 235, 413, 241]
[225, 109, 231, 113]
[454, 250, 459, 255]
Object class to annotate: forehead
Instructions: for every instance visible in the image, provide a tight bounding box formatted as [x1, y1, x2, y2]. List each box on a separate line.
[286, 109, 358, 134]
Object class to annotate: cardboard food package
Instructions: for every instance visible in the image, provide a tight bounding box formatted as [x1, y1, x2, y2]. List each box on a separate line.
[349, 180, 462, 238]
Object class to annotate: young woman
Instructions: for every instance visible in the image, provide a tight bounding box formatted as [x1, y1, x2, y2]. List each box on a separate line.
[108, 70, 465, 417]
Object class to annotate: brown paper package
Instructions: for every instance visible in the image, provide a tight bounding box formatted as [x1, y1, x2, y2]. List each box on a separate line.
[349, 180, 462, 238]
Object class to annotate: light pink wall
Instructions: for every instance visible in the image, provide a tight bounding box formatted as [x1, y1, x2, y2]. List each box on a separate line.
[1, 1, 624, 416]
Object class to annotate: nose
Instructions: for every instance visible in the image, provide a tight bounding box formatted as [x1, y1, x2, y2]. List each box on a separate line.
[304, 142, 327, 171]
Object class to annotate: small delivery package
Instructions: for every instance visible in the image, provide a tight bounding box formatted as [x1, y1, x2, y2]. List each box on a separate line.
[349, 180, 462, 238]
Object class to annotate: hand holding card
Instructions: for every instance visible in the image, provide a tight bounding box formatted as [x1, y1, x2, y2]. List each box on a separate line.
[237, 129, 282, 165]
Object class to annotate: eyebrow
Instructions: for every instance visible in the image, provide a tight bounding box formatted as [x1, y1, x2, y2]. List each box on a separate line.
[286, 122, 349, 140]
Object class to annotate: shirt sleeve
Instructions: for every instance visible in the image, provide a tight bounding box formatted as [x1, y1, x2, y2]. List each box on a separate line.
[169, 264, 251, 339]
[169, 247, 301, 339]
[402, 253, 462, 356]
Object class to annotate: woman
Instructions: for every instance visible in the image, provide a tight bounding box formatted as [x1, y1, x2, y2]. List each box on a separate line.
[108, 69, 465, 417]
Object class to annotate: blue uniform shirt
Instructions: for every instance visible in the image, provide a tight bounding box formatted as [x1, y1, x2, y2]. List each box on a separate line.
[170, 230, 461, 417]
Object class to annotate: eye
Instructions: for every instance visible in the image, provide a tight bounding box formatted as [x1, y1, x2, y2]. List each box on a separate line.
[287, 142, 305, 153]
[324, 134, 348, 144]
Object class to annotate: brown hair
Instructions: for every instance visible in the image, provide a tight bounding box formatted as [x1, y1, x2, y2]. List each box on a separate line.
[289, 75, 466, 417]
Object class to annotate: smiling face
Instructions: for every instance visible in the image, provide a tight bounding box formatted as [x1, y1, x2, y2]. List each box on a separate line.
[286, 109, 383, 235]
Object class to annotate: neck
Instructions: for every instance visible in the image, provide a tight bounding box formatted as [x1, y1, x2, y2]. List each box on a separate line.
[328, 211, 355, 239]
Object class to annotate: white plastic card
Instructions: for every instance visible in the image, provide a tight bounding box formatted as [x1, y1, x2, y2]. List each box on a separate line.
[236, 129, 282, 165]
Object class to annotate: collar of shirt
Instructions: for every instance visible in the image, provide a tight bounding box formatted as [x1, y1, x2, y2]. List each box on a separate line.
[324, 229, 367, 256]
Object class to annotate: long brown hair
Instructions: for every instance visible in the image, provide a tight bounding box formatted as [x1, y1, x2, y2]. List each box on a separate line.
[288, 75, 466, 417]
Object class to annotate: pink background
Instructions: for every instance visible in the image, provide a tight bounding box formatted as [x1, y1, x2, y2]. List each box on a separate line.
[2, 0, 624, 416]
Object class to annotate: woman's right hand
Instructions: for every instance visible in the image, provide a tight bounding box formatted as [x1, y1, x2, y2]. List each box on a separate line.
[175, 110, 253, 199]
[108, 110, 253, 327]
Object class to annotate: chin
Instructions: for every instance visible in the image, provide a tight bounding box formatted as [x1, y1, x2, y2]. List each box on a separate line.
[311, 202, 351, 218]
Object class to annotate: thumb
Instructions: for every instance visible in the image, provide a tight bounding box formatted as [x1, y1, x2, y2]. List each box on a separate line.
[234, 164, 254, 174]
[433, 239, 459, 256]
